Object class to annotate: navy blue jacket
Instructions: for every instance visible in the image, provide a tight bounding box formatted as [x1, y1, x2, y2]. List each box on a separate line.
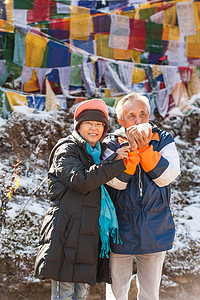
[103, 124, 180, 255]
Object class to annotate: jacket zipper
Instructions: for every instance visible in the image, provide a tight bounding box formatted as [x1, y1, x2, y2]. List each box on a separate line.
[138, 165, 143, 197]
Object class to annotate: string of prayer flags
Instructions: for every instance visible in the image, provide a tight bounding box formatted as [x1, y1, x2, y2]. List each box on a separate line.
[13, 27, 27, 67]
[103, 63, 130, 96]
[97, 59, 108, 86]
[109, 0, 128, 11]
[27, 95, 46, 111]
[14, 0, 34, 9]
[167, 34, 186, 66]
[194, 2, 200, 32]
[1, 33, 14, 62]
[23, 69, 40, 92]
[92, 14, 111, 34]
[78, 1, 96, 10]
[59, 66, 74, 97]
[45, 18, 70, 41]
[186, 31, 200, 58]
[188, 57, 200, 66]
[0, 0, 14, 33]
[132, 67, 146, 84]
[118, 62, 134, 91]
[72, 35, 94, 54]
[113, 48, 132, 60]
[56, 2, 70, 15]
[0, 89, 11, 118]
[109, 14, 130, 50]
[176, 1, 196, 36]
[139, 6, 157, 20]
[34, 68, 51, 92]
[161, 66, 181, 95]
[80, 61, 97, 97]
[187, 67, 200, 97]
[6, 90, 28, 111]
[47, 40, 70, 68]
[49, 18, 70, 31]
[0, 60, 8, 86]
[172, 81, 191, 112]
[27, 0, 50, 23]
[25, 32, 48, 67]
[155, 88, 170, 118]
[145, 22, 163, 54]
[163, 4, 177, 26]
[95, 33, 113, 59]
[13, 9, 28, 27]
[46, 28, 69, 41]
[0, 1, 7, 20]
[70, 5, 90, 40]
[70, 52, 85, 86]
[45, 78, 59, 112]
[128, 19, 146, 52]
[162, 24, 180, 41]
[150, 11, 164, 24]
[119, 6, 135, 18]
[178, 67, 193, 86]
[150, 65, 162, 79]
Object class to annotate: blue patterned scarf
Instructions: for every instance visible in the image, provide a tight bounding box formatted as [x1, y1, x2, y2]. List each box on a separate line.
[86, 141, 122, 258]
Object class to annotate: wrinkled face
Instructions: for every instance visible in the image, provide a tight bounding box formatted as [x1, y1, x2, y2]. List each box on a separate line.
[119, 99, 151, 128]
[78, 121, 105, 147]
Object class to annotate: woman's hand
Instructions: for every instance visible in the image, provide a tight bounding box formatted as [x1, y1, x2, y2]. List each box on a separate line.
[114, 146, 130, 161]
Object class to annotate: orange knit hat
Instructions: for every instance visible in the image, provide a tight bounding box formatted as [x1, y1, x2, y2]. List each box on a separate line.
[74, 99, 109, 120]
[74, 99, 109, 140]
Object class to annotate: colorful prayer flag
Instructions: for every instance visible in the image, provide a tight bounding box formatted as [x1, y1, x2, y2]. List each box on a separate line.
[129, 19, 146, 52]
[70, 5, 90, 40]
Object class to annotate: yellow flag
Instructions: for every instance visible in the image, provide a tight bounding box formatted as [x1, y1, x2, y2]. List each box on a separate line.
[163, 5, 177, 26]
[0, 0, 14, 33]
[162, 25, 180, 41]
[186, 31, 200, 58]
[25, 33, 48, 67]
[194, 2, 200, 32]
[70, 5, 90, 40]
[132, 68, 146, 84]
[6, 91, 28, 111]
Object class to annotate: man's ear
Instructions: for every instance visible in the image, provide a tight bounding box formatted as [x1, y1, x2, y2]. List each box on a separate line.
[118, 118, 123, 126]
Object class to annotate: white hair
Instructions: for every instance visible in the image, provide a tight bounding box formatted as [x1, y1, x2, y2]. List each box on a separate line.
[116, 93, 151, 120]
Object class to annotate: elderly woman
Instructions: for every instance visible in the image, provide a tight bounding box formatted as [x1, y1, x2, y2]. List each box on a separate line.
[34, 99, 129, 300]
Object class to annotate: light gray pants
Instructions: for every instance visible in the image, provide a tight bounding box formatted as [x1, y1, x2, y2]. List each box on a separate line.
[51, 280, 87, 300]
[109, 251, 166, 300]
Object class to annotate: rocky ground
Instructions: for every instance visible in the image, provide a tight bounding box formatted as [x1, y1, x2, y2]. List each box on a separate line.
[0, 98, 200, 299]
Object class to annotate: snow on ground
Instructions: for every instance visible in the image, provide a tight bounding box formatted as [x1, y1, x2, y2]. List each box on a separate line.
[0, 95, 200, 291]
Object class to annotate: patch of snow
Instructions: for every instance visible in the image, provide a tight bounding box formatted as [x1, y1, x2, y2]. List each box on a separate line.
[189, 92, 200, 105]
[0, 117, 6, 127]
[167, 107, 184, 118]
[13, 105, 35, 114]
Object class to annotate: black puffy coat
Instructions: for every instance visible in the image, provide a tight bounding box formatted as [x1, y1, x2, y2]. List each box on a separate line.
[34, 131, 125, 284]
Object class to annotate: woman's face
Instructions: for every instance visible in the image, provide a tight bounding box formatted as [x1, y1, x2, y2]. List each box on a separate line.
[78, 121, 105, 147]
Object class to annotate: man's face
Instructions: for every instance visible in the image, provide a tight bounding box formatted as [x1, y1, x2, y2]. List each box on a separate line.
[119, 99, 151, 128]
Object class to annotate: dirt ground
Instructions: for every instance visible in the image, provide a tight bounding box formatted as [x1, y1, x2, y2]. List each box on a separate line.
[1, 274, 200, 300]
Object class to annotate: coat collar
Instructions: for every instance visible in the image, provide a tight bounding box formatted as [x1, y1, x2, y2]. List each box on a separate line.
[72, 130, 108, 154]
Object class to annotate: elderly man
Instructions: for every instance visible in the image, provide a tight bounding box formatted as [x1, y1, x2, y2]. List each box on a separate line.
[104, 93, 180, 300]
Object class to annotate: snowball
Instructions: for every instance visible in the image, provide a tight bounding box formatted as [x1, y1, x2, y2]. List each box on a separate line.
[136, 123, 152, 136]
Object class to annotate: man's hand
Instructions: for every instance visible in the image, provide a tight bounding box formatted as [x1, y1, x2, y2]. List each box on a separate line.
[126, 126, 138, 151]
[114, 146, 130, 161]
[133, 128, 152, 149]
